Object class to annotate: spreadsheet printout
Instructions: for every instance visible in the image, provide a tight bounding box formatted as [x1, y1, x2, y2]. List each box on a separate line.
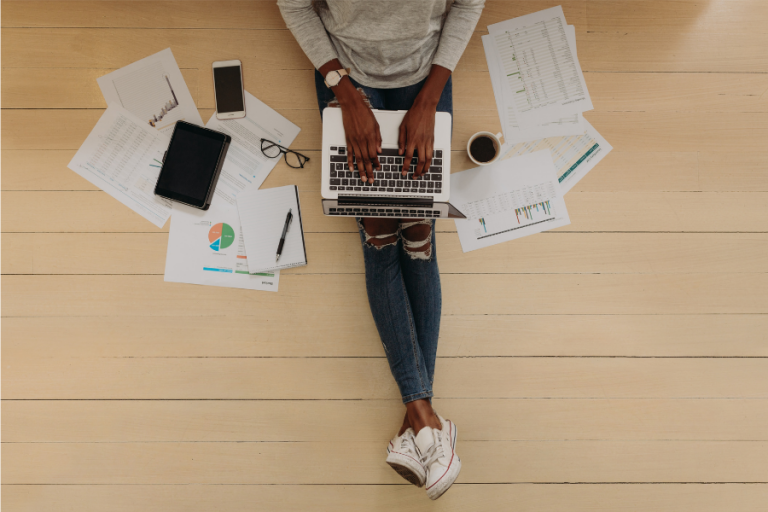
[498, 117, 613, 194]
[451, 151, 570, 252]
[68, 103, 173, 228]
[482, 27, 583, 144]
[489, 6, 593, 126]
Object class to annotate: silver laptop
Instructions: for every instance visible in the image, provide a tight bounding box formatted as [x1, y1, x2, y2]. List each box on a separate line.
[321, 108, 466, 219]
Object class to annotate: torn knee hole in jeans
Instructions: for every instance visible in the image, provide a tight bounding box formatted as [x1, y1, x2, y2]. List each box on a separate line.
[359, 219, 399, 249]
[400, 220, 432, 260]
[327, 87, 373, 108]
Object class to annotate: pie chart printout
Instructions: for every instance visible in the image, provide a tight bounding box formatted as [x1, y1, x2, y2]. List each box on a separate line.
[208, 222, 235, 251]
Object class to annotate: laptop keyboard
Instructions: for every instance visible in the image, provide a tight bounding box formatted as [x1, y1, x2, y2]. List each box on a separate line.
[328, 146, 444, 194]
[328, 206, 441, 217]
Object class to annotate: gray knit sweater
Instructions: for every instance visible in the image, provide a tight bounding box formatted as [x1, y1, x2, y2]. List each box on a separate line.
[278, 0, 484, 88]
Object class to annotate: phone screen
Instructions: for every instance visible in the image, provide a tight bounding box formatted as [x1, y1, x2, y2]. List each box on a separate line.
[213, 66, 245, 113]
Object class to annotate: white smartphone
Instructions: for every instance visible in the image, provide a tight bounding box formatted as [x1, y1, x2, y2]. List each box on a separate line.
[212, 60, 246, 120]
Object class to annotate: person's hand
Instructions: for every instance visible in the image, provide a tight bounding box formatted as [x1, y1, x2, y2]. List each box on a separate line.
[336, 80, 381, 183]
[398, 99, 436, 178]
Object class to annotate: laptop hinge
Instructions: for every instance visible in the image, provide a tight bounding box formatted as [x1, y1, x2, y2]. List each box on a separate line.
[336, 195, 434, 208]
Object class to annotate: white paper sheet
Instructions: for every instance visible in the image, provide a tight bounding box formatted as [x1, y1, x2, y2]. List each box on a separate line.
[164, 201, 280, 292]
[451, 152, 570, 252]
[68, 103, 173, 228]
[98, 48, 203, 134]
[483, 26, 583, 144]
[237, 185, 307, 274]
[205, 92, 302, 206]
[488, 7, 593, 127]
[498, 117, 613, 193]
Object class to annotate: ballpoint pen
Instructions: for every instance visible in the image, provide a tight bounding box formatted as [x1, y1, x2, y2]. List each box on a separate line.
[276, 208, 293, 262]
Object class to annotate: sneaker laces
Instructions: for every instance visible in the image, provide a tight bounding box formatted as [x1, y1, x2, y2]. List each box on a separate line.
[400, 433, 414, 452]
[420, 430, 446, 468]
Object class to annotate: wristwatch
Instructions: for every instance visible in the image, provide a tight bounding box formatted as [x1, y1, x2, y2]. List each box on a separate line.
[324, 68, 349, 88]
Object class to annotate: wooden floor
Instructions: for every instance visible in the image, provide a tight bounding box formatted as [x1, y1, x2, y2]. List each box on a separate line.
[2, 1, 768, 510]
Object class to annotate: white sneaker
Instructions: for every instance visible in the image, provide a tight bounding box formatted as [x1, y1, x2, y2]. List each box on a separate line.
[414, 415, 461, 500]
[386, 428, 426, 487]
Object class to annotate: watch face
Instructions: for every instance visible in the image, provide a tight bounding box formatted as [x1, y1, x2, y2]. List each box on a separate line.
[327, 71, 341, 87]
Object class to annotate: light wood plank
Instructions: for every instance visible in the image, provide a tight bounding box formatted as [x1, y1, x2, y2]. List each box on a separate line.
[698, 153, 768, 192]
[587, 112, 768, 152]
[13, 149, 750, 193]
[4, 233, 767, 275]
[0, 28, 312, 70]
[587, 73, 768, 113]
[7, 68, 767, 114]
[4, 356, 768, 400]
[2, 314, 766, 359]
[6, 109, 766, 155]
[5, 399, 767, 442]
[1, 68, 201, 109]
[6, 190, 768, 233]
[3, 274, 767, 317]
[4, 440, 768, 484]
[588, 0, 768, 35]
[0, 109, 498, 151]
[3, 483, 768, 512]
[580, 30, 768, 72]
[2, 1, 287, 29]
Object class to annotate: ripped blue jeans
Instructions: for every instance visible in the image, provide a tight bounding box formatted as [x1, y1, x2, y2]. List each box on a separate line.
[315, 70, 452, 402]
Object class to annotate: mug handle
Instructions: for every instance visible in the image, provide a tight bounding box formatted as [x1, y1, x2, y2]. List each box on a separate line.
[496, 132, 503, 141]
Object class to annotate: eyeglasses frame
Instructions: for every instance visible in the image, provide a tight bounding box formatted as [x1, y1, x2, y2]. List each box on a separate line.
[260, 138, 310, 169]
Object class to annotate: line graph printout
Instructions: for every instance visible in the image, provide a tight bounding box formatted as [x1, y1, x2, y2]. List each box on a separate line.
[68, 103, 173, 228]
[482, 30, 583, 144]
[451, 151, 570, 252]
[98, 48, 203, 134]
[498, 117, 613, 193]
[489, 6, 592, 127]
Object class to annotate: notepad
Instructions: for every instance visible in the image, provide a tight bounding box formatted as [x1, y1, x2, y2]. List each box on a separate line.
[237, 185, 307, 273]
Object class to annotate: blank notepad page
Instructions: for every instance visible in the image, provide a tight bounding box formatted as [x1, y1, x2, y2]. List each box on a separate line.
[236, 185, 307, 274]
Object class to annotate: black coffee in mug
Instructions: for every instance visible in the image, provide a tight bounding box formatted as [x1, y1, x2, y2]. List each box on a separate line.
[469, 136, 497, 163]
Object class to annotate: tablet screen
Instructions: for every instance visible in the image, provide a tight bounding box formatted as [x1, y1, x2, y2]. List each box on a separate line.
[155, 122, 228, 206]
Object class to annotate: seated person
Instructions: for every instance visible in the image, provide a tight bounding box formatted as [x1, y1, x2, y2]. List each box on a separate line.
[279, 0, 484, 500]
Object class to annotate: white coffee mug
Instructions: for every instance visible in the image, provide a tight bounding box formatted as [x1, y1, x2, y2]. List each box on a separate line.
[467, 131, 503, 166]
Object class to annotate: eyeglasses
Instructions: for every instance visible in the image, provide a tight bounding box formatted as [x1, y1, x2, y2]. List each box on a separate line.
[260, 139, 310, 169]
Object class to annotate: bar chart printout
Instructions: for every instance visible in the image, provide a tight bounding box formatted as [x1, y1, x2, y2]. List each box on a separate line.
[488, 6, 593, 127]
[451, 151, 570, 252]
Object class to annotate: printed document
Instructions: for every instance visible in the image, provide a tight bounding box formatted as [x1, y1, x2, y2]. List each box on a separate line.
[451, 152, 570, 252]
[204, 92, 301, 206]
[165, 201, 280, 292]
[68, 103, 173, 228]
[483, 26, 583, 144]
[499, 118, 613, 193]
[488, 6, 593, 126]
[98, 48, 203, 134]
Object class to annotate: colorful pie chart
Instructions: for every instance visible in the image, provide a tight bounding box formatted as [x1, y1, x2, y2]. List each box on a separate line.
[208, 222, 235, 251]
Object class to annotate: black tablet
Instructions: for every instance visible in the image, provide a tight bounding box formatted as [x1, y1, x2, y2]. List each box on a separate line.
[155, 121, 231, 210]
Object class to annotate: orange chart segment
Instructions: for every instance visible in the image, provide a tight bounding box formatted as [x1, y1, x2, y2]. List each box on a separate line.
[208, 222, 236, 251]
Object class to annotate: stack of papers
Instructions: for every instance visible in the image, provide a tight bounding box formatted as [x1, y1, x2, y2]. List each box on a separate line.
[452, 6, 614, 253]
[68, 48, 302, 292]
[484, 6, 593, 143]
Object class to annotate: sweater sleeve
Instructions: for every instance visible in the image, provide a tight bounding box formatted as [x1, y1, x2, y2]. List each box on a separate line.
[277, 0, 339, 70]
[432, 0, 485, 71]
